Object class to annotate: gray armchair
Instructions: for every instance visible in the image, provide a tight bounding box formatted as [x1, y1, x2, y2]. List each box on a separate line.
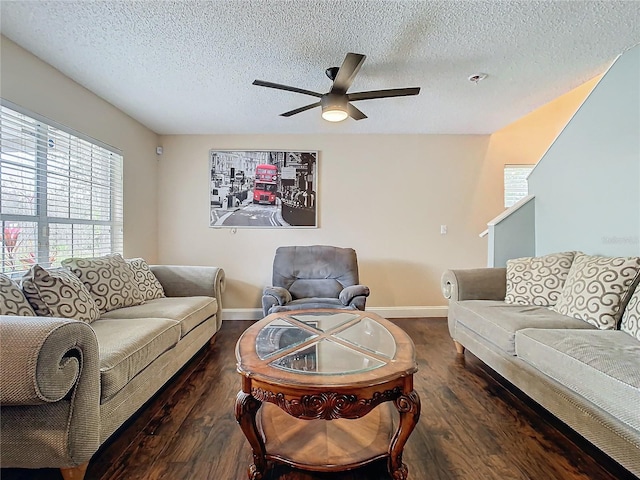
[262, 245, 370, 316]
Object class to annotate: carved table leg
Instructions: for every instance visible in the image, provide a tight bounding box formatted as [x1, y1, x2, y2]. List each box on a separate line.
[388, 390, 421, 480]
[235, 391, 266, 480]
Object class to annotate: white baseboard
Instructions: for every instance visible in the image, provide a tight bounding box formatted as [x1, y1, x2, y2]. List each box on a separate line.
[221, 306, 448, 321]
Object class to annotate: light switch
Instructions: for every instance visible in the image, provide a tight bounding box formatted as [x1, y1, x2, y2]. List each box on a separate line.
[440, 225, 447, 235]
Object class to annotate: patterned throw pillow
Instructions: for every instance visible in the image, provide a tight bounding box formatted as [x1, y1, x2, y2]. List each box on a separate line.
[551, 253, 640, 330]
[504, 251, 575, 306]
[22, 265, 100, 323]
[0, 273, 36, 316]
[62, 254, 145, 313]
[620, 284, 640, 341]
[127, 258, 165, 301]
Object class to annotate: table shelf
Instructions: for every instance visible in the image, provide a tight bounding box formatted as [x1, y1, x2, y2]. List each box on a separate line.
[258, 401, 397, 471]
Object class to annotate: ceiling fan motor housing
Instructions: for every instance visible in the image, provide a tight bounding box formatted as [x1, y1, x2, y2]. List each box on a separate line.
[321, 93, 349, 121]
[321, 93, 348, 111]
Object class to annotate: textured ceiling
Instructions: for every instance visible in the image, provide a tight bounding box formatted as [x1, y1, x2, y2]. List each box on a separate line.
[1, 1, 639, 135]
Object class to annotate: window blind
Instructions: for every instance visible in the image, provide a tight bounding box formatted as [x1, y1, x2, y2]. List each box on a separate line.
[504, 164, 534, 208]
[0, 101, 123, 275]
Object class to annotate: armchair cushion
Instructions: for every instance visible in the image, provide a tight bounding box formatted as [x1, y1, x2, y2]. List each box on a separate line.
[270, 298, 352, 314]
[273, 245, 359, 297]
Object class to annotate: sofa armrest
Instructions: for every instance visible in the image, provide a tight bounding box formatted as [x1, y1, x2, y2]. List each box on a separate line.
[339, 284, 370, 305]
[0, 316, 98, 405]
[441, 268, 507, 302]
[0, 316, 101, 466]
[150, 265, 226, 310]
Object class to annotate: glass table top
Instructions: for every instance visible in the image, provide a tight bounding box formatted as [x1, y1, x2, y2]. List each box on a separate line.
[334, 316, 396, 358]
[269, 339, 385, 374]
[289, 311, 359, 332]
[255, 319, 317, 359]
[254, 312, 397, 375]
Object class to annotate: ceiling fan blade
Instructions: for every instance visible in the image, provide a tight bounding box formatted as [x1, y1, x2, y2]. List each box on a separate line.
[280, 102, 322, 117]
[330, 53, 366, 94]
[348, 87, 421, 102]
[347, 103, 367, 120]
[252, 80, 323, 98]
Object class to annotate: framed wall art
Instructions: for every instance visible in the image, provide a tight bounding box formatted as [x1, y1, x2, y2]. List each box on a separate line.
[209, 150, 317, 228]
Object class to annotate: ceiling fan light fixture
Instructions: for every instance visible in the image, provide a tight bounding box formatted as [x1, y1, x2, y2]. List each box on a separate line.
[322, 107, 348, 122]
[321, 93, 348, 122]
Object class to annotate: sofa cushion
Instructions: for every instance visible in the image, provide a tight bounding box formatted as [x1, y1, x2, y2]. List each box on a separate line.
[450, 300, 596, 355]
[62, 254, 145, 313]
[551, 253, 640, 330]
[127, 258, 165, 301]
[100, 296, 217, 338]
[504, 251, 575, 306]
[0, 273, 36, 316]
[21, 265, 100, 323]
[91, 317, 181, 400]
[515, 328, 640, 433]
[620, 282, 640, 341]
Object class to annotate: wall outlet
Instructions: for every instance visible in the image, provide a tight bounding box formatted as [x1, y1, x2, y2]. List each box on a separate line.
[440, 225, 447, 235]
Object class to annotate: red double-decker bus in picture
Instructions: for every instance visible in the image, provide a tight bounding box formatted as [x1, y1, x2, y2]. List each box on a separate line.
[253, 164, 278, 205]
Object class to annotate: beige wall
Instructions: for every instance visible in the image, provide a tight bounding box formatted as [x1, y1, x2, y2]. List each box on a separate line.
[157, 134, 492, 309]
[479, 75, 600, 222]
[0, 36, 160, 261]
[1, 34, 602, 312]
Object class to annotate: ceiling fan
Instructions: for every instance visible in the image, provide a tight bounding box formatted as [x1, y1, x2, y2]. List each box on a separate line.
[253, 53, 420, 122]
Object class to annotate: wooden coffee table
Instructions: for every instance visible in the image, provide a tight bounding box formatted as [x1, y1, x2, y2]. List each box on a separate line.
[235, 309, 420, 479]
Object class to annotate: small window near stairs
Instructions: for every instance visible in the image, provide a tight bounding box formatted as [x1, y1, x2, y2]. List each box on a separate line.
[504, 165, 534, 208]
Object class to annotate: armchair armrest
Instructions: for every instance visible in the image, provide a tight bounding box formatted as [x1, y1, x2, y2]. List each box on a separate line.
[339, 284, 370, 305]
[150, 265, 226, 310]
[262, 286, 292, 305]
[441, 268, 506, 302]
[262, 286, 292, 317]
[0, 316, 101, 466]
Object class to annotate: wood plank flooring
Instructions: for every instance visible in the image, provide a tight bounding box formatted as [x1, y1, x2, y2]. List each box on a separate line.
[2, 318, 636, 480]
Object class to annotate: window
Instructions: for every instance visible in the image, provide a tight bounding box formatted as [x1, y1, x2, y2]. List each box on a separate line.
[0, 101, 123, 275]
[504, 164, 534, 208]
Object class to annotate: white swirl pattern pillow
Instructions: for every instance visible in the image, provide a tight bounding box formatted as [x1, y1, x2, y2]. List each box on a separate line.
[620, 284, 640, 341]
[551, 253, 640, 330]
[62, 254, 145, 313]
[22, 265, 100, 323]
[0, 273, 36, 316]
[504, 252, 575, 306]
[127, 258, 165, 301]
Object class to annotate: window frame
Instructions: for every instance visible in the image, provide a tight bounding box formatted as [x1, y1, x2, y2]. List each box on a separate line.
[0, 99, 123, 275]
[504, 164, 535, 208]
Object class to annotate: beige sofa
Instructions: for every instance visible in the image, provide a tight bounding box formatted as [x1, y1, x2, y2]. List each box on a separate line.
[0, 264, 225, 480]
[442, 259, 640, 477]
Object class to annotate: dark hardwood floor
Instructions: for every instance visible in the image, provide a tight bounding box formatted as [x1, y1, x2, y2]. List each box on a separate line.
[2, 318, 636, 480]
